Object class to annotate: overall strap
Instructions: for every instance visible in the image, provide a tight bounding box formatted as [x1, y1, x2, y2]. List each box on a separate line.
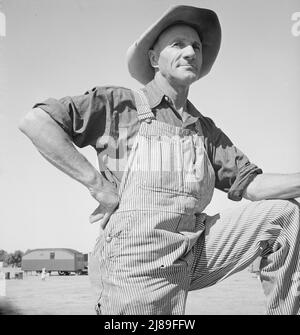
[132, 89, 155, 121]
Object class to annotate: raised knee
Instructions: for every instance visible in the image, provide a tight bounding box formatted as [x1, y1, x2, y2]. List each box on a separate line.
[262, 198, 298, 211]
[278, 199, 299, 214]
[268, 199, 300, 229]
[257, 199, 298, 222]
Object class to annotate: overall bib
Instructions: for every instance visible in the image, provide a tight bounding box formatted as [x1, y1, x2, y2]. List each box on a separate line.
[89, 89, 215, 314]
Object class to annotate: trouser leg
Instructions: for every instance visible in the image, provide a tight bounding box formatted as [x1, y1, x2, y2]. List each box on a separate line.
[189, 199, 300, 315]
[88, 235, 104, 315]
[259, 199, 300, 314]
[88, 211, 190, 315]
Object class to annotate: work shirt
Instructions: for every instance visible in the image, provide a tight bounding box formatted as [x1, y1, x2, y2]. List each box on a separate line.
[33, 80, 262, 201]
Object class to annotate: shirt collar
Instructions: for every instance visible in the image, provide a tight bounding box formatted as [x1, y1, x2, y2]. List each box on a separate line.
[143, 79, 165, 108]
[143, 79, 202, 126]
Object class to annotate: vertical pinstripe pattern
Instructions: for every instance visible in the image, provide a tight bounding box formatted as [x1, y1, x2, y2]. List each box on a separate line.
[189, 199, 300, 315]
[89, 89, 215, 314]
[89, 89, 300, 315]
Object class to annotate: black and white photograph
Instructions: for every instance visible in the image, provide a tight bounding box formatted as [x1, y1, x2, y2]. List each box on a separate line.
[0, 0, 300, 317]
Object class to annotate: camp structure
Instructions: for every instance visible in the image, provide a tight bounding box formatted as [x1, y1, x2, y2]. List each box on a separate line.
[21, 248, 88, 275]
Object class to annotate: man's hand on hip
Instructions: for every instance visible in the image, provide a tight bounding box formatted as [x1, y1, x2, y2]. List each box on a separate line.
[18, 108, 120, 230]
[89, 179, 119, 229]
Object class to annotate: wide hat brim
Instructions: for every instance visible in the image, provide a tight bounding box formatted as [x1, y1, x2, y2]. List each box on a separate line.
[126, 5, 222, 85]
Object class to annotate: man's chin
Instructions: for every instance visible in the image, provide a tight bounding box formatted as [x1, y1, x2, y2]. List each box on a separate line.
[176, 75, 198, 86]
[167, 72, 198, 87]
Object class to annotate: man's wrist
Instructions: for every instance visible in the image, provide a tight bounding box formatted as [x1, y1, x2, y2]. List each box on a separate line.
[84, 169, 104, 193]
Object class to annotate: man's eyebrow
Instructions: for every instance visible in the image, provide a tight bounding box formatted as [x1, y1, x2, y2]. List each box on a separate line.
[169, 37, 201, 45]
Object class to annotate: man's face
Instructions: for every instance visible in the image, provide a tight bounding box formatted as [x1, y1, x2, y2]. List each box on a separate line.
[149, 24, 203, 86]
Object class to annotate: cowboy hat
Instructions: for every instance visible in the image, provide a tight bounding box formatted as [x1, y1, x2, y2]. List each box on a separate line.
[126, 5, 221, 85]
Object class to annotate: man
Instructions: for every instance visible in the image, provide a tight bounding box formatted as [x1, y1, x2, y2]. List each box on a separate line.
[19, 5, 300, 315]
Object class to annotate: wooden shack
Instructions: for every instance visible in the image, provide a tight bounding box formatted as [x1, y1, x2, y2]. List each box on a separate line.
[21, 248, 87, 275]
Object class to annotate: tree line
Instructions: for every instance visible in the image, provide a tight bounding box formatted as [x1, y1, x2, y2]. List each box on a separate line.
[0, 249, 30, 268]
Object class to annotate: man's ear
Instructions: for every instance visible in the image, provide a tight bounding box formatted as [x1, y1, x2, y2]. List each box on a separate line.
[148, 49, 159, 69]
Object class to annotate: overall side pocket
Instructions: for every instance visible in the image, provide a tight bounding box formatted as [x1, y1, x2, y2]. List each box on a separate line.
[103, 211, 134, 259]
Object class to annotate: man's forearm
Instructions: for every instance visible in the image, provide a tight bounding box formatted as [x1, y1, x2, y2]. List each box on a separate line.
[243, 173, 300, 201]
[18, 108, 103, 191]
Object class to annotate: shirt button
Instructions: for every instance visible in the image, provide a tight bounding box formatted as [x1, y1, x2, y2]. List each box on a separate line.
[105, 235, 112, 243]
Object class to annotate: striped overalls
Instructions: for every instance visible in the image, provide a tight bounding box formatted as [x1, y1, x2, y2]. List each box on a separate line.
[89, 90, 300, 315]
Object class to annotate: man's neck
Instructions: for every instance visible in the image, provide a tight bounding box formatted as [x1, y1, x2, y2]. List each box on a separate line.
[153, 74, 189, 113]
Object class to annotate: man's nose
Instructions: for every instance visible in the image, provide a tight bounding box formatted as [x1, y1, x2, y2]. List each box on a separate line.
[182, 45, 196, 59]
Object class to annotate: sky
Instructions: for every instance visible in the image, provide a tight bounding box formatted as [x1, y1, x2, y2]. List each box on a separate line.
[0, 0, 299, 253]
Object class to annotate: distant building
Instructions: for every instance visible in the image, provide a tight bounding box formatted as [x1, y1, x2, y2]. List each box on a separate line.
[21, 248, 88, 275]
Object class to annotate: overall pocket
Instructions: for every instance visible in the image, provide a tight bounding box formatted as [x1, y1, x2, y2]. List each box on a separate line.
[137, 135, 183, 195]
[103, 211, 135, 259]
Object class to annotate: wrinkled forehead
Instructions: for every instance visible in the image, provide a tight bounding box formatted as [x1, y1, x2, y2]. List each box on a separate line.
[152, 23, 202, 49]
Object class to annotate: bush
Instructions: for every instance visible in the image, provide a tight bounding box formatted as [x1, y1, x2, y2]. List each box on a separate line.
[0, 249, 24, 267]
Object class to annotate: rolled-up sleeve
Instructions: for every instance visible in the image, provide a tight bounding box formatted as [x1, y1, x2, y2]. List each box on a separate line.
[32, 87, 110, 148]
[202, 117, 263, 201]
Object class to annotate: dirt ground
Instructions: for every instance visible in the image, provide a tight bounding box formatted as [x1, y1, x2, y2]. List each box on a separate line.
[2, 268, 265, 315]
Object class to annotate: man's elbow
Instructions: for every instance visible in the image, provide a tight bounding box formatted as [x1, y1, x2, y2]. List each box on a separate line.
[18, 108, 51, 139]
[18, 110, 36, 136]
